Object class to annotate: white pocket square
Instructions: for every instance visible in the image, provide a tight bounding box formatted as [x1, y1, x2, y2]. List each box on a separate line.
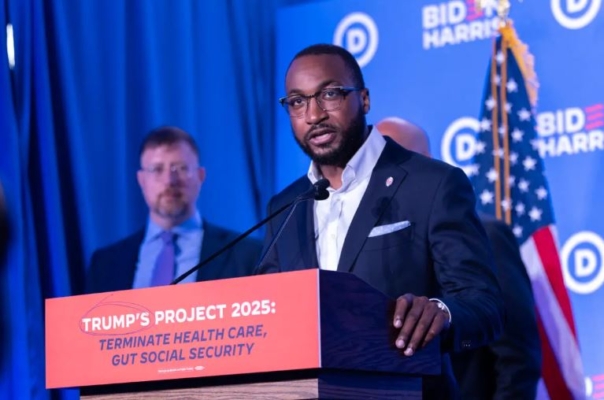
[368, 220, 411, 238]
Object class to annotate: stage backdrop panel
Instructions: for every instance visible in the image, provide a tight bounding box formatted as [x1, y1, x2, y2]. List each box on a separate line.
[275, 1, 604, 398]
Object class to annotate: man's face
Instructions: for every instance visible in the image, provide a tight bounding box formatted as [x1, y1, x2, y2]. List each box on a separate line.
[285, 54, 370, 167]
[137, 141, 205, 226]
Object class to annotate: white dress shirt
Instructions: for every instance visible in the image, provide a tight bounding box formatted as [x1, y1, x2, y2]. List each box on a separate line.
[307, 128, 387, 271]
[308, 128, 451, 322]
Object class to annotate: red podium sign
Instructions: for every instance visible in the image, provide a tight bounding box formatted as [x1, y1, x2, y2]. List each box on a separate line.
[45, 270, 320, 388]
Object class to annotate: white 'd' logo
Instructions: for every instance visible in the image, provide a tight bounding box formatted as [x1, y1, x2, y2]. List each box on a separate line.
[333, 12, 379, 68]
[551, 0, 602, 29]
[561, 231, 604, 294]
[440, 117, 480, 175]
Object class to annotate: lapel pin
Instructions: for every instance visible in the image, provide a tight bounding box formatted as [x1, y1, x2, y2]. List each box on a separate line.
[386, 177, 394, 187]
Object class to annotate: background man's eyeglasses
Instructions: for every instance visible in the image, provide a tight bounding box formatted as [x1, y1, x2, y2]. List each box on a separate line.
[140, 164, 195, 180]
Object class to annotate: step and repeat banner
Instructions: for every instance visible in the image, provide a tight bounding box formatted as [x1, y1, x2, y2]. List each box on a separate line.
[275, 0, 604, 397]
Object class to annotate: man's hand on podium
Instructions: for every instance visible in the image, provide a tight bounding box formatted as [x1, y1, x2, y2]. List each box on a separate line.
[393, 294, 450, 357]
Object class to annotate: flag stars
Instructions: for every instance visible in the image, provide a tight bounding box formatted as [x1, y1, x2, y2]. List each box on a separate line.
[486, 96, 497, 110]
[486, 168, 499, 182]
[506, 78, 518, 93]
[510, 152, 519, 165]
[518, 108, 531, 121]
[480, 189, 494, 205]
[501, 198, 512, 212]
[523, 156, 537, 171]
[536, 186, 548, 200]
[529, 207, 542, 222]
[475, 51, 552, 236]
[475, 141, 487, 154]
[511, 128, 524, 142]
[492, 148, 504, 158]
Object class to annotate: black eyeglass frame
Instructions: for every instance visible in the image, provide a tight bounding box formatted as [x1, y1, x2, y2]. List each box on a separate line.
[278, 86, 363, 117]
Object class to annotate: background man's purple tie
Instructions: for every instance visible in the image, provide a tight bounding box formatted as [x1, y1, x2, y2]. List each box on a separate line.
[151, 231, 175, 286]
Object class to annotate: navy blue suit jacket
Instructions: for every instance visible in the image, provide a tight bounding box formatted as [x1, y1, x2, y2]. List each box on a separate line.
[451, 215, 541, 399]
[257, 139, 505, 399]
[86, 221, 262, 294]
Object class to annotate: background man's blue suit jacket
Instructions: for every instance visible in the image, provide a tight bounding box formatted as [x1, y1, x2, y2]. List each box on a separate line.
[86, 221, 262, 294]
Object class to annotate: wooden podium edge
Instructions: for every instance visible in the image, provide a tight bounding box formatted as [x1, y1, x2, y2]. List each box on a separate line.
[81, 368, 422, 400]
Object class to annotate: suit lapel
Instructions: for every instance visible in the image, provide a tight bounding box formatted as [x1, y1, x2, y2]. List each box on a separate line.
[196, 222, 223, 281]
[297, 197, 319, 269]
[124, 230, 145, 290]
[337, 144, 408, 272]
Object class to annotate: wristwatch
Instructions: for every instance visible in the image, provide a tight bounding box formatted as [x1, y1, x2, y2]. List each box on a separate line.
[429, 298, 452, 324]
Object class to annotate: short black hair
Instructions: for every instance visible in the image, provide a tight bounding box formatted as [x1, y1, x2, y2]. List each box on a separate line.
[290, 44, 365, 89]
[139, 126, 200, 159]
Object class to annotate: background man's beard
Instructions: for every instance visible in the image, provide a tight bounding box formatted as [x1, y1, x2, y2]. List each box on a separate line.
[153, 196, 188, 220]
[296, 109, 366, 168]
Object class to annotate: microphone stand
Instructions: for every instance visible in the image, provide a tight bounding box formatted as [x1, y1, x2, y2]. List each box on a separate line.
[255, 179, 330, 272]
[171, 178, 330, 285]
[170, 202, 291, 284]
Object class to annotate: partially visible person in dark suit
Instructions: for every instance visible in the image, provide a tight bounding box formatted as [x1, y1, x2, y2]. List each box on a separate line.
[377, 116, 541, 400]
[258, 44, 504, 400]
[0, 180, 9, 262]
[86, 127, 262, 294]
[0, 180, 10, 373]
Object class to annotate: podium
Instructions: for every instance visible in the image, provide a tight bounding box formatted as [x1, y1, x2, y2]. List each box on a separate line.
[46, 270, 441, 399]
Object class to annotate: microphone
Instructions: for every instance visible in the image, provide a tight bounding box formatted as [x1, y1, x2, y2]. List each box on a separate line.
[255, 178, 329, 272]
[171, 178, 330, 284]
[313, 178, 330, 201]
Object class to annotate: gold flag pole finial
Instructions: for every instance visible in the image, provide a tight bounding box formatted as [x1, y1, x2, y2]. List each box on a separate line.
[478, 0, 538, 107]
[476, 0, 512, 26]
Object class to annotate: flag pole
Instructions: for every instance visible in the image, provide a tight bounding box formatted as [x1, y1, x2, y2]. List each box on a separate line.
[472, 2, 586, 397]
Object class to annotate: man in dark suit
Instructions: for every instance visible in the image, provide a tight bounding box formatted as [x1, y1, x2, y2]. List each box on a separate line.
[0, 180, 9, 262]
[87, 127, 262, 294]
[258, 44, 504, 399]
[377, 116, 542, 399]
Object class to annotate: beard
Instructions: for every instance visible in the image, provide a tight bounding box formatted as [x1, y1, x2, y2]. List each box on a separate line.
[294, 107, 367, 168]
[152, 189, 189, 221]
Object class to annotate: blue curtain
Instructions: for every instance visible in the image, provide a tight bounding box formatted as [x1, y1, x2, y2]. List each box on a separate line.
[0, 0, 278, 398]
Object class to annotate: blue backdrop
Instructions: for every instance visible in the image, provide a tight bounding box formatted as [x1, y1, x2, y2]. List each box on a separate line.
[275, 1, 604, 399]
[0, 0, 278, 398]
[1, 0, 602, 398]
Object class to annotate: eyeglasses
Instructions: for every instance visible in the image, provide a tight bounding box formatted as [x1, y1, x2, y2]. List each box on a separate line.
[279, 86, 362, 118]
[140, 164, 195, 180]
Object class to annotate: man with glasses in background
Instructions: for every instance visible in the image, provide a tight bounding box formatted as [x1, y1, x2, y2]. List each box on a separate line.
[86, 126, 262, 293]
[256, 44, 504, 399]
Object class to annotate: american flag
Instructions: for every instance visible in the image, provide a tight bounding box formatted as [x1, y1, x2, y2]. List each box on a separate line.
[470, 23, 585, 399]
